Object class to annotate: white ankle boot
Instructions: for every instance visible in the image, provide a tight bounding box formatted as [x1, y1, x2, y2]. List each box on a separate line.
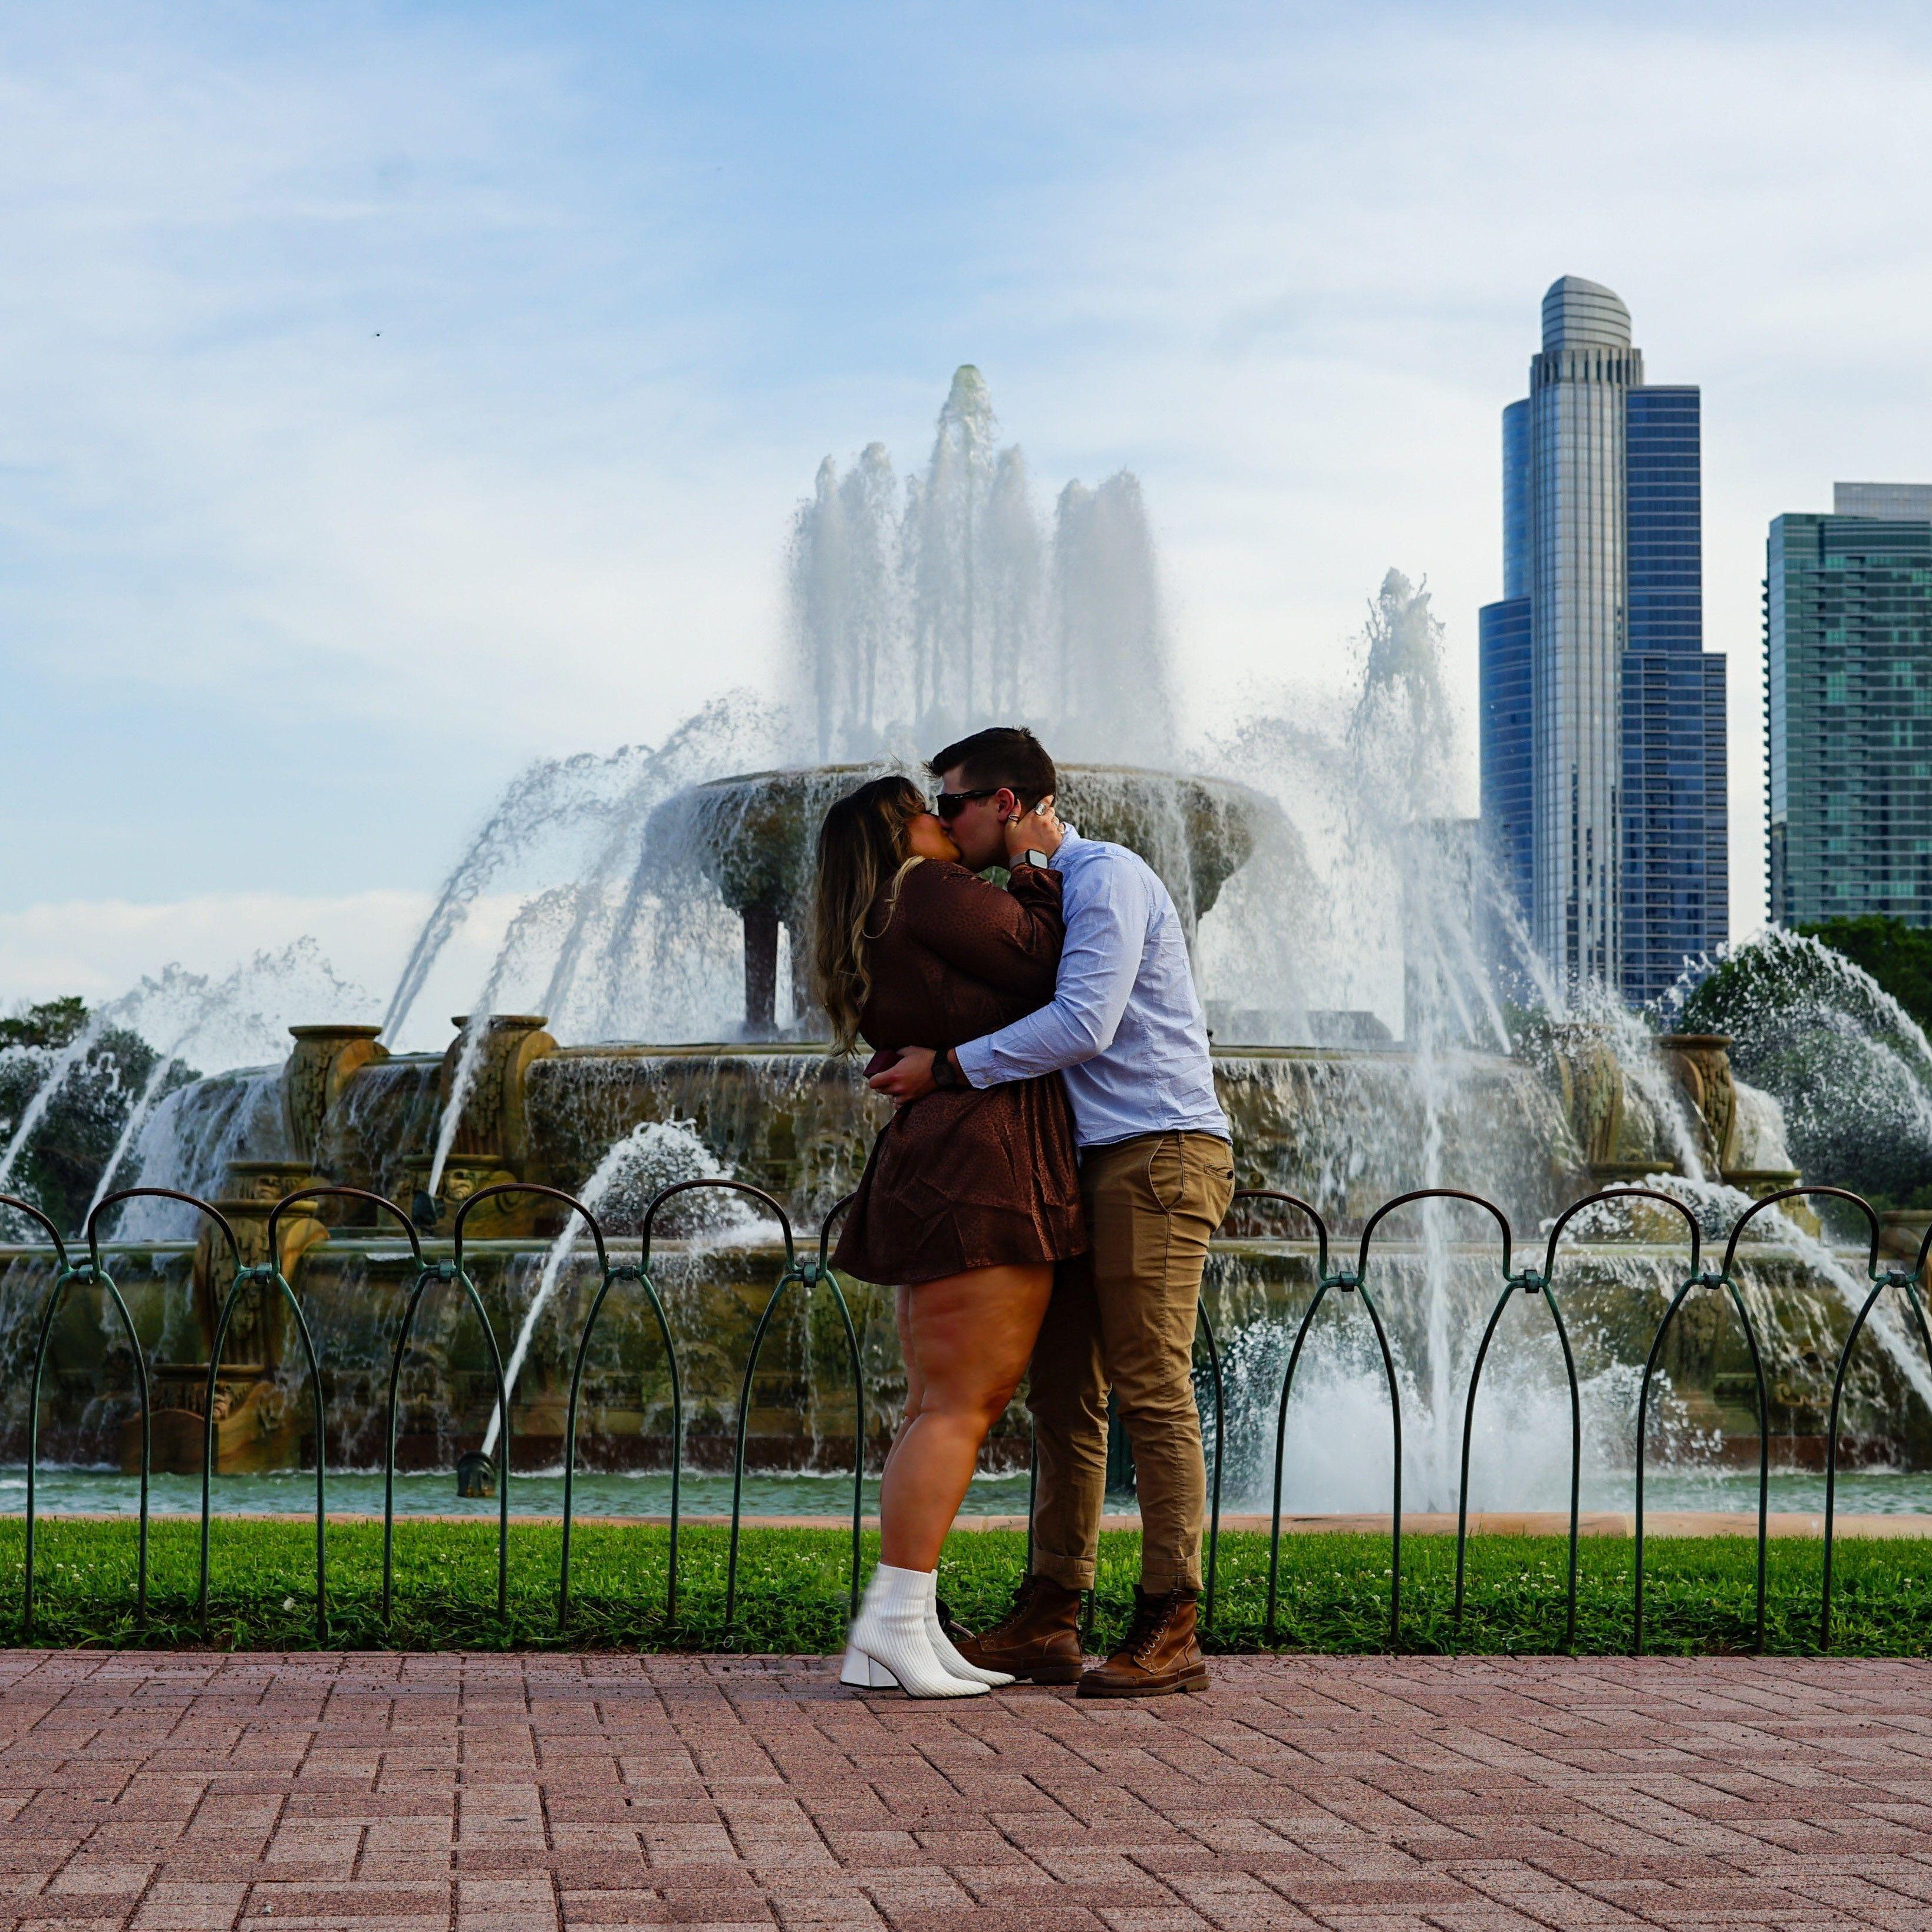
[840, 1563, 989, 1697]
[923, 1574, 1015, 1687]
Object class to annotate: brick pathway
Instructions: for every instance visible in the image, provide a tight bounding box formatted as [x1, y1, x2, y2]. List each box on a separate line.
[1, 1653, 1931, 1930]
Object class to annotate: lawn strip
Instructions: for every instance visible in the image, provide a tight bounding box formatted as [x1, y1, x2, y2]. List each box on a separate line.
[1, 1517, 1927, 1654]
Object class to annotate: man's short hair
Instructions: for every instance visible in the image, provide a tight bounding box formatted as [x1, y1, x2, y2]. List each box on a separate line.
[927, 727, 1057, 808]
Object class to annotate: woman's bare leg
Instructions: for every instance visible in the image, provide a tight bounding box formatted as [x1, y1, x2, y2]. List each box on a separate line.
[873, 1287, 925, 1511]
[886, 1285, 925, 1450]
[878, 1263, 1051, 1572]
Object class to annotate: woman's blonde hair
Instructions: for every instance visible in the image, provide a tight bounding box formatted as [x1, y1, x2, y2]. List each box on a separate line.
[812, 775, 927, 1053]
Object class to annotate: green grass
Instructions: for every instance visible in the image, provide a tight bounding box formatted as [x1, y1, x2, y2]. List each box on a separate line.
[4, 1516, 1931, 1656]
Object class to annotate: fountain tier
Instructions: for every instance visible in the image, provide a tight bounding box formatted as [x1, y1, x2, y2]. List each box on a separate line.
[5, 1005, 1873, 1491]
[151, 1030, 1586, 1237]
[648, 763, 1277, 1031]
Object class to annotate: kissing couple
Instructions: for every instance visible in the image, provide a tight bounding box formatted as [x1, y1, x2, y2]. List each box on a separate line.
[811, 726, 1235, 1699]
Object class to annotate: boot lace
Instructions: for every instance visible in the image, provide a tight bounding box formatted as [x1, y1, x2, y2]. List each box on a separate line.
[985, 1572, 1050, 1638]
[1125, 1588, 1183, 1664]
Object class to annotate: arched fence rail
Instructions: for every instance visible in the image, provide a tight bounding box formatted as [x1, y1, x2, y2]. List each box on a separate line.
[2, 1176, 1930, 1653]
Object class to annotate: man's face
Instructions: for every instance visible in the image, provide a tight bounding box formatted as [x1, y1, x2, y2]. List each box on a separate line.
[935, 766, 1014, 872]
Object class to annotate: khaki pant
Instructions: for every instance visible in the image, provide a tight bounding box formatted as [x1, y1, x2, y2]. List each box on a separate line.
[1026, 1129, 1235, 1595]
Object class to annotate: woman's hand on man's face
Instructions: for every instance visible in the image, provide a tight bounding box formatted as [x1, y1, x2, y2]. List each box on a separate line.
[1003, 794, 1063, 862]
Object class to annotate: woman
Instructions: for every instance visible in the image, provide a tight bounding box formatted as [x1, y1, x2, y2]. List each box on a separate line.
[814, 774, 1083, 1697]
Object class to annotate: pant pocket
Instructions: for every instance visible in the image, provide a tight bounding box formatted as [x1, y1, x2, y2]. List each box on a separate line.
[1169, 1135, 1234, 1224]
[1202, 1145, 1235, 1222]
[1144, 1132, 1185, 1214]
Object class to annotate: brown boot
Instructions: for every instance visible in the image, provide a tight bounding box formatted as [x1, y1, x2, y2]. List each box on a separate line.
[949, 1572, 1085, 1684]
[1077, 1585, 1209, 1697]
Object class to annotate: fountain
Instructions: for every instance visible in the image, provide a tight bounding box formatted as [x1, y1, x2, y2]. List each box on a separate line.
[4, 368, 1930, 1517]
[0, 837, 1842, 1492]
[653, 761, 1270, 1033]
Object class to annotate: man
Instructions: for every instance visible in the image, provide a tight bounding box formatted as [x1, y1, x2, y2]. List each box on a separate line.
[870, 726, 1235, 1697]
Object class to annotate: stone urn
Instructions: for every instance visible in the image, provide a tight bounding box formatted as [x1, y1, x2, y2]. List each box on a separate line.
[282, 1023, 388, 1166]
[1658, 1033, 1817, 1234]
[436, 1015, 556, 1175]
[1539, 1023, 1637, 1180]
[1657, 1033, 1740, 1174]
[1878, 1211, 1930, 1264]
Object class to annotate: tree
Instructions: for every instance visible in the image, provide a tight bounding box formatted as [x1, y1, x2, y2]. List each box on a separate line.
[0, 999, 197, 1237]
[1796, 917, 1932, 1037]
[0, 997, 87, 1053]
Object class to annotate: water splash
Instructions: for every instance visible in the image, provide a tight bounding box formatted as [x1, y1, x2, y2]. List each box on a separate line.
[1, 944, 368, 1232]
[1646, 1172, 1932, 1416]
[113, 1071, 286, 1239]
[84, 1048, 205, 1230]
[384, 694, 785, 1051]
[790, 365, 1174, 764]
[424, 892, 582, 1199]
[1198, 573, 1509, 1054]
[383, 746, 658, 1045]
[0, 1011, 114, 1195]
[479, 1121, 755, 1459]
[1670, 925, 1932, 1198]
[1205, 573, 1528, 1495]
[1213, 1236, 1689, 1514]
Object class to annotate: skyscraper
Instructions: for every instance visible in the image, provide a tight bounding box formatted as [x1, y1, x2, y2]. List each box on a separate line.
[1479, 276, 1727, 1004]
[1766, 486, 1932, 927]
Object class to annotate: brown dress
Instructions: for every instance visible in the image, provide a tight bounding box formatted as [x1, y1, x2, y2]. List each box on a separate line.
[832, 859, 1086, 1286]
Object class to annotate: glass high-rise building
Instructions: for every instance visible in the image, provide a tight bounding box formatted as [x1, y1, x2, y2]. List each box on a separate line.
[1766, 488, 1932, 928]
[1479, 276, 1727, 1004]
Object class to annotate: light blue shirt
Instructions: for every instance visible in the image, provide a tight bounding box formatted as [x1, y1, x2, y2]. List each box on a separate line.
[954, 829, 1231, 1149]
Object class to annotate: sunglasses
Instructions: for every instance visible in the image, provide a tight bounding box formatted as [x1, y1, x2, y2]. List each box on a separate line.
[932, 787, 1001, 821]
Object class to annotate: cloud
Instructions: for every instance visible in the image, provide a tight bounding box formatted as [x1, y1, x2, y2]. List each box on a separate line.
[4, 0, 1932, 994]
[0, 889, 520, 1054]
[0, 11, 780, 733]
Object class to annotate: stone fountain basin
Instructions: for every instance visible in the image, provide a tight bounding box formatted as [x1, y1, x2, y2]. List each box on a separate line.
[130, 1038, 1588, 1242]
[645, 762, 1281, 933]
[515, 1040, 1581, 1232]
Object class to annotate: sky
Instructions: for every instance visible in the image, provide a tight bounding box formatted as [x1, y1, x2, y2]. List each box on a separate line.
[5, 0, 1932, 1029]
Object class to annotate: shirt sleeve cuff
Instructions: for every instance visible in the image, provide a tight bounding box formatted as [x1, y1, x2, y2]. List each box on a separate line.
[953, 1038, 995, 1089]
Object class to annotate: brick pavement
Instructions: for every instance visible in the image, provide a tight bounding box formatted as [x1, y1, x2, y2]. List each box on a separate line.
[0, 1651, 1930, 1931]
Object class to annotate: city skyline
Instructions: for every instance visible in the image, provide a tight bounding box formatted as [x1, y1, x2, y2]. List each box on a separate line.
[1480, 278, 1727, 1004]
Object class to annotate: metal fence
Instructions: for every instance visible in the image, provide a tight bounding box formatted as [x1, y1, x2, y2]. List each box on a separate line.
[3, 1179, 1928, 1654]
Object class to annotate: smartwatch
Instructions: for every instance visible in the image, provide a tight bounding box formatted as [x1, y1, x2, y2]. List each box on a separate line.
[1014, 848, 1055, 871]
[932, 1050, 969, 1092]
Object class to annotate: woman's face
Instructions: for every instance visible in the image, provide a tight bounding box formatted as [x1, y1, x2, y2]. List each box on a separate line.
[903, 807, 961, 863]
